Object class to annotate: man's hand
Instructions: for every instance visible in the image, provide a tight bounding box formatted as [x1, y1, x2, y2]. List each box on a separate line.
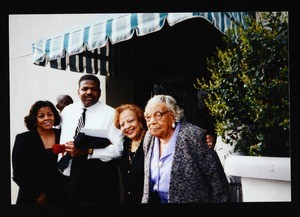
[65, 141, 88, 157]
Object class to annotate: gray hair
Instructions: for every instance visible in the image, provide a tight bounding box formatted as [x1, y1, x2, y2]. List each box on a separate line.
[145, 94, 185, 122]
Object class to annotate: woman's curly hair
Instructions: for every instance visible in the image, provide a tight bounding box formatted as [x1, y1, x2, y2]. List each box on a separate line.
[24, 100, 61, 131]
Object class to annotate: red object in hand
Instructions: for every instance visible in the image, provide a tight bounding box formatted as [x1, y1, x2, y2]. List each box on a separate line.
[52, 144, 66, 154]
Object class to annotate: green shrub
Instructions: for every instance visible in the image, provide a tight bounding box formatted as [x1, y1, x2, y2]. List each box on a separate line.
[194, 12, 289, 156]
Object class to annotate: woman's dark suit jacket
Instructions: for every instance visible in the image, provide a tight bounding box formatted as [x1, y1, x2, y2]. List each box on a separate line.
[119, 136, 144, 203]
[142, 122, 230, 203]
[12, 129, 68, 204]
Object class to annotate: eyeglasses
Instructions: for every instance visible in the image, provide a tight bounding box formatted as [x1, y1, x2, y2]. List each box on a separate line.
[144, 111, 170, 122]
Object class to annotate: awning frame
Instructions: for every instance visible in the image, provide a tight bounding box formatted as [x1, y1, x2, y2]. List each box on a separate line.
[32, 12, 250, 75]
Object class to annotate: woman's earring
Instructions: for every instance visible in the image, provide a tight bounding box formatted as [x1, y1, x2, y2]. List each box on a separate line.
[172, 122, 176, 129]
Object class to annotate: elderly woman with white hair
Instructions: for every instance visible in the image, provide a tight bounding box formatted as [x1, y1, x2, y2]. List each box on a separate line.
[142, 94, 230, 203]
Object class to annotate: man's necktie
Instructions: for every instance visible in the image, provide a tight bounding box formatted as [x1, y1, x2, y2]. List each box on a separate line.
[58, 108, 87, 172]
[74, 108, 87, 139]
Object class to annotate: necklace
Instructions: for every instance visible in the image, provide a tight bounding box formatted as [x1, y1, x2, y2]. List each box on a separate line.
[128, 142, 140, 164]
[128, 131, 145, 164]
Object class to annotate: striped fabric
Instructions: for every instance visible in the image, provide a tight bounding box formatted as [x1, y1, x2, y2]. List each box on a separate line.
[74, 108, 87, 139]
[32, 12, 250, 75]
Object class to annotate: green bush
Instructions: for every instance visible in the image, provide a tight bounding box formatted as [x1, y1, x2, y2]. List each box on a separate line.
[194, 12, 289, 156]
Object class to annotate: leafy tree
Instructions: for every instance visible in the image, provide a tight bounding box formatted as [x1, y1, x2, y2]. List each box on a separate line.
[194, 12, 289, 156]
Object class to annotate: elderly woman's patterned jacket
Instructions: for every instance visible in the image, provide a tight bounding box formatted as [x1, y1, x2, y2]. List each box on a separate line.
[142, 122, 230, 203]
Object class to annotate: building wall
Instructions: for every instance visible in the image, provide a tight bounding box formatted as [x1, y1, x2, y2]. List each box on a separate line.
[9, 14, 110, 204]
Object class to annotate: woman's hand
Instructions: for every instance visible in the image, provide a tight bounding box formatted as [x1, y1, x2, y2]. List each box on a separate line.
[36, 192, 47, 205]
[206, 134, 215, 149]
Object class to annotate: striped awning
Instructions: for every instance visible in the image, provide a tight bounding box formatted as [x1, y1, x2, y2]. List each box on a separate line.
[32, 12, 249, 75]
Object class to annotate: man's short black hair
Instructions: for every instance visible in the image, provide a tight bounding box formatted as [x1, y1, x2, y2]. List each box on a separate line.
[78, 74, 100, 89]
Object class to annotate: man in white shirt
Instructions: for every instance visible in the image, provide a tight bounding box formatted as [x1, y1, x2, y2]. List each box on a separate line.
[58, 74, 124, 203]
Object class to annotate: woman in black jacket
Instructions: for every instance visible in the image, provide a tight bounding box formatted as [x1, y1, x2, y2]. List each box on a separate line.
[12, 100, 68, 204]
[114, 103, 146, 203]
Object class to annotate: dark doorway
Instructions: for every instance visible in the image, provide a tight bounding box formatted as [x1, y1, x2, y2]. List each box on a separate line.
[132, 17, 224, 136]
[108, 17, 225, 137]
